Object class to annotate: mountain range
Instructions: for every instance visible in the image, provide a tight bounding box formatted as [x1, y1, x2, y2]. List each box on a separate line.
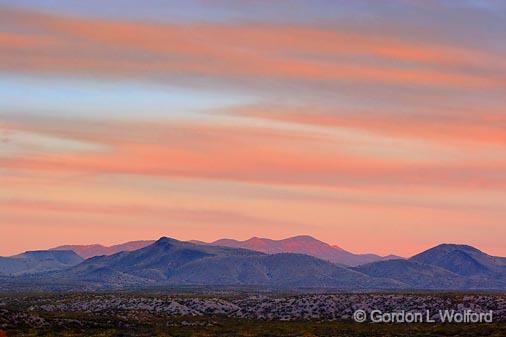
[51, 235, 401, 266]
[1, 237, 505, 291]
[14, 237, 402, 290]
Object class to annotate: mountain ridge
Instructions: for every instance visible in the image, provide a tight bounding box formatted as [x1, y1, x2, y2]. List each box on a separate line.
[51, 240, 156, 259]
[49, 235, 401, 266]
[208, 235, 402, 266]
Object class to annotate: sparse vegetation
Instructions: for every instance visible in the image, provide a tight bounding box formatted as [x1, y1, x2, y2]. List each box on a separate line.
[1, 292, 505, 336]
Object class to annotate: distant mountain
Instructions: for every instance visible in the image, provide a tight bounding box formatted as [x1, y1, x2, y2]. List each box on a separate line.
[0, 250, 83, 276]
[51, 240, 155, 259]
[355, 244, 506, 289]
[49, 236, 400, 266]
[26, 237, 401, 290]
[208, 235, 401, 266]
[410, 244, 506, 278]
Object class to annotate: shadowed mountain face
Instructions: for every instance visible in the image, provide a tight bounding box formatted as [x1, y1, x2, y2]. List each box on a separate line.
[0, 250, 83, 276]
[51, 240, 155, 259]
[355, 259, 467, 289]
[29, 237, 401, 290]
[355, 244, 506, 289]
[209, 235, 401, 266]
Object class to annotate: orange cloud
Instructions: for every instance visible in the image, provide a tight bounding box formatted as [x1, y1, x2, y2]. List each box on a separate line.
[228, 104, 506, 146]
[0, 199, 297, 228]
[2, 4, 506, 259]
[0, 32, 55, 49]
[2, 117, 506, 190]
[1, 6, 504, 89]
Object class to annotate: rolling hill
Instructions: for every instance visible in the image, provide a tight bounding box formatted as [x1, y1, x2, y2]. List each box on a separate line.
[0, 250, 83, 276]
[410, 243, 506, 278]
[355, 244, 506, 289]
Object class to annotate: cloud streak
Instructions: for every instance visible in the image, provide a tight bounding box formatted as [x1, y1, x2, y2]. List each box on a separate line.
[1, 6, 504, 91]
[2, 116, 506, 190]
[227, 104, 506, 146]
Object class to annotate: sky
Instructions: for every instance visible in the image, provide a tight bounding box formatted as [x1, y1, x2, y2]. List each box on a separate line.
[1, 0, 505, 257]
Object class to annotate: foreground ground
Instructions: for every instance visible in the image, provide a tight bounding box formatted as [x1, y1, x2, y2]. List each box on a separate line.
[1, 291, 505, 336]
[3, 320, 506, 337]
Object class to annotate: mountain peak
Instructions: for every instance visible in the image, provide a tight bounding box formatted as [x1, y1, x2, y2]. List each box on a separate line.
[411, 243, 485, 261]
[431, 243, 483, 253]
[248, 236, 267, 241]
[154, 237, 180, 245]
[155, 236, 179, 243]
[286, 235, 319, 242]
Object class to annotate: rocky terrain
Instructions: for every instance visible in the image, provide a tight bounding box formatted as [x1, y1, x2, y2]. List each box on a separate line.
[2, 292, 506, 336]
[2, 293, 506, 325]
